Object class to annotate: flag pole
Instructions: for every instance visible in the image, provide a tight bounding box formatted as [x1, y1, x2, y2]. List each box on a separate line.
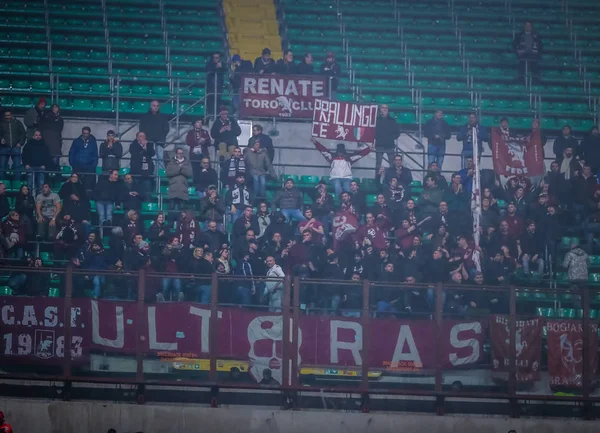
[471, 126, 482, 272]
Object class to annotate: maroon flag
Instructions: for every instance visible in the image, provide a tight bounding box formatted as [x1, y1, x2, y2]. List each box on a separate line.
[490, 315, 542, 382]
[332, 210, 359, 251]
[491, 128, 544, 177]
[312, 99, 378, 143]
[547, 320, 599, 388]
[240, 74, 328, 119]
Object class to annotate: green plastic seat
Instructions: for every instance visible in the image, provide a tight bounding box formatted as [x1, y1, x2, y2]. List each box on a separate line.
[91, 83, 110, 93]
[32, 80, 51, 91]
[93, 100, 112, 111]
[73, 99, 93, 110]
[536, 307, 555, 317]
[300, 175, 320, 186]
[141, 202, 159, 213]
[188, 186, 196, 195]
[0, 287, 13, 296]
[558, 308, 576, 318]
[48, 288, 60, 297]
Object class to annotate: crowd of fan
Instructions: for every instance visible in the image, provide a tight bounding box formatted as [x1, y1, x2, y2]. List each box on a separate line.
[1, 94, 600, 316]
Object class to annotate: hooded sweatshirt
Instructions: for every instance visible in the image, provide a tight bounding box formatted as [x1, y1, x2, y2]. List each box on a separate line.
[563, 247, 589, 282]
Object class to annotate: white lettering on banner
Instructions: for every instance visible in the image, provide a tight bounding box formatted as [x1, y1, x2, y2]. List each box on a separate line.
[92, 300, 124, 349]
[449, 322, 482, 366]
[22, 306, 37, 326]
[2, 305, 14, 325]
[547, 322, 583, 333]
[147, 306, 177, 351]
[44, 306, 58, 327]
[330, 320, 363, 365]
[314, 100, 377, 128]
[391, 325, 422, 367]
[243, 77, 325, 97]
[189, 306, 211, 354]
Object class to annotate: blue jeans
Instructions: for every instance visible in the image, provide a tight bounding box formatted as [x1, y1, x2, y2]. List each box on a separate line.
[427, 144, 445, 169]
[197, 284, 212, 303]
[0, 146, 21, 173]
[252, 174, 267, 199]
[426, 287, 446, 311]
[155, 145, 165, 173]
[26, 167, 45, 191]
[330, 178, 351, 198]
[93, 275, 105, 298]
[237, 286, 253, 305]
[197, 190, 206, 199]
[97, 201, 114, 223]
[162, 278, 182, 301]
[227, 207, 244, 226]
[8, 273, 27, 291]
[281, 208, 306, 222]
[376, 301, 399, 316]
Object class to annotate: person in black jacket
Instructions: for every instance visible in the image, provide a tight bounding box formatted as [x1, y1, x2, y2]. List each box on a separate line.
[129, 132, 155, 201]
[424, 110, 451, 169]
[121, 173, 143, 212]
[58, 173, 91, 224]
[211, 107, 242, 158]
[519, 221, 544, 275]
[40, 103, 64, 165]
[374, 104, 401, 177]
[139, 101, 169, 172]
[99, 130, 122, 173]
[512, 21, 543, 82]
[22, 129, 52, 191]
[297, 52, 314, 75]
[579, 125, 600, 174]
[185, 248, 215, 303]
[15, 184, 35, 235]
[94, 169, 123, 225]
[254, 48, 276, 74]
[320, 51, 342, 99]
[193, 157, 218, 198]
[206, 52, 227, 118]
[553, 124, 579, 159]
[276, 50, 297, 74]
[248, 124, 274, 162]
[230, 54, 254, 116]
[233, 205, 260, 242]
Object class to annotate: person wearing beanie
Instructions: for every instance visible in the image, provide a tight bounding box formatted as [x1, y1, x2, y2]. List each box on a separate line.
[24, 96, 47, 140]
[254, 47, 276, 74]
[230, 54, 253, 115]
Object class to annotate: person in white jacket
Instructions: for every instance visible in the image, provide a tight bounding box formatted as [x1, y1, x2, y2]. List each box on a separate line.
[264, 255, 285, 312]
[311, 137, 372, 197]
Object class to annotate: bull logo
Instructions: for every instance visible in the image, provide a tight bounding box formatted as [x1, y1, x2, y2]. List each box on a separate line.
[335, 125, 349, 140]
[506, 140, 526, 166]
[276, 96, 293, 114]
[35, 329, 55, 359]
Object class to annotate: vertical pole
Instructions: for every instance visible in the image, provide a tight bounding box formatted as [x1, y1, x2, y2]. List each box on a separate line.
[63, 264, 73, 381]
[282, 276, 292, 388]
[582, 286, 591, 401]
[56, 74, 60, 105]
[508, 286, 517, 404]
[209, 273, 219, 382]
[292, 276, 300, 388]
[136, 268, 146, 384]
[115, 75, 120, 135]
[434, 283, 443, 395]
[176, 78, 181, 135]
[360, 279, 370, 391]
[213, 73, 218, 121]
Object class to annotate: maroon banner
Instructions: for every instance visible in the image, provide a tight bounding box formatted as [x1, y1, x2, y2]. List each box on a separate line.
[490, 315, 542, 382]
[491, 128, 544, 177]
[239, 74, 328, 118]
[311, 99, 378, 143]
[547, 320, 599, 388]
[331, 210, 359, 251]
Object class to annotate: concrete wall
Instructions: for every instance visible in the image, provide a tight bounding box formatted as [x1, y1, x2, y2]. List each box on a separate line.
[0, 398, 597, 433]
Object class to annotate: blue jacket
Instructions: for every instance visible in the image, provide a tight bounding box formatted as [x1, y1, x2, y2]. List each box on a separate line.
[69, 135, 99, 168]
[457, 123, 488, 155]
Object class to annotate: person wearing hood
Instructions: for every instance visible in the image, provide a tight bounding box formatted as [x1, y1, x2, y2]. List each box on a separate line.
[166, 147, 193, 223]
[264, 211, 293, 245]
[24, 96, 46, 139]
[579, 125, 600, 174]
[22, 129, 52, 191]
[139, 100, 169, 171]
[129, 131, 156, 201]
[99, 130, 123, 173]
[424, 110, 451, 169]
[0, 109, 26, 176]
[68, 126, 98, 193]
[58, 173, 91, 225]
[254, 47, 276, 74]
[40, 103, 64, 165]
[79, 231, 107, 298]
[230, 54, 254, 115]
[562, 239, 589, 284]
[245, 140, 276, 200]
[553, 124, 579, 159]
[374, 104, 401, 177]
[311, 137, 372, 197]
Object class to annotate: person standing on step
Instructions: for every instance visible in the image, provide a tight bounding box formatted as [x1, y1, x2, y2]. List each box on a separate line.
[374, 104, 401, 178]
[320, 51, 342, 100]
[457, 112, 488, 168]
[99, 130, 122, 174]
[513, 21, 543, 83]
[23, 96, 46, 140]
[424, 110, 451, 170]
[248, 124, 274, 163]
[139, 100, 169, 173]
[68, 126, 98, 194]
[244, 140, 276, 201]
[206, 52, 227, 118]
[40, 103, 64, 166]
[0, 110, 26, 177]
[166, 148, 193, 224]
[210, 106, 242, 159]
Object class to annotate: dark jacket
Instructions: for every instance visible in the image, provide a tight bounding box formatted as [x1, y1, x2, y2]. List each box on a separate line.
[272, 188, 303, 210]
[121, 180, 143, 210]
[129, 140, 156, 176]
[457, 123, 489, 155]
[297, 60, 314, 75]
[206, 59, 226, 91]
[58, 181, 91, 222]
[22, 138, 52, 168]
[15, 192, 35, 219]
[185, 128, 212, 160]
[383, 166, 413, 188]
[230, 60, 254, 90]
[519, 230, 544, 257]
[40, 111, 64, 156]
[139, 110, 169, 145]
[553, 135, 579, 159]
[0, 118, 26, 148]
[375, 115, 401, 150]
[254, 57, 277, 74]
[512, 31, 543, 56]
[233, 215, 260, 240]
[424, 117, 451, 147]
[193, 166, 218, 192]
[580, 130, 600, 171]
[199, 195, 225, 222]
[23, 106, 44, 139]
[99, 140, 123, 171]
[210, 117, 241, 147]
[95, 177, 123, 203]
[320, 60, 342, 91]
[0, 194, 9, 220]
[69, 135, 99, 168]
[276, 59, 297, 75]
[248, 133, 275, 162]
